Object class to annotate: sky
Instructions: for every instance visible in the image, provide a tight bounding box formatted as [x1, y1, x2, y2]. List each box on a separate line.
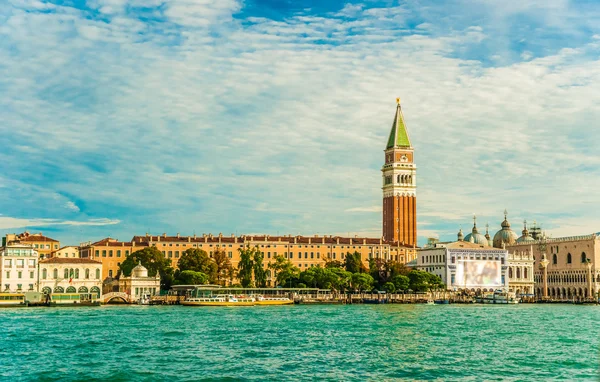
[1, 0, 600, 246]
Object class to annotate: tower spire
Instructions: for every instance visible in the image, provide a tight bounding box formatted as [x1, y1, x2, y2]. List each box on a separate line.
[386, 98, 412, 149]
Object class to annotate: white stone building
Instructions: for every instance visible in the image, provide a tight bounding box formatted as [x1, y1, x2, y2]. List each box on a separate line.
[0, 243, 39, 292]
[507, 247, 535, 296]
[39, 258, 102, 297]
[119, 262, 160, 301]
[418, 240, 509, 292]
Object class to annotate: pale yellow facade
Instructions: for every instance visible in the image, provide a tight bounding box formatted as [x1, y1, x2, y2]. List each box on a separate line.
[50, 246, 80, 259]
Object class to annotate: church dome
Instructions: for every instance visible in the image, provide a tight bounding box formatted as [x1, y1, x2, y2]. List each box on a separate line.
[132, 262, 148, 278]
[493, 210, 518, 248]
[457, 228, 464, 241]
[463, 217, 490, 247]
[516, 220, 537, 244]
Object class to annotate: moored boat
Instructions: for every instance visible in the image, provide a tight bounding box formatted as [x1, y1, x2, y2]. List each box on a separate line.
[0, 293, 28, 307]
[477, 289, 520, 304]
[254, 296, 294, 305]
[182, 294, 255, 307]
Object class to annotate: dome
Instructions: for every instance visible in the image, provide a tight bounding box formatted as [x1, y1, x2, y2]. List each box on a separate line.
[463, 217, 490, 247]
[493, 210, 518, 248]
[457, 228, 464, 241]
[516, 220, 537, 244]
[132, 261, 148, 278]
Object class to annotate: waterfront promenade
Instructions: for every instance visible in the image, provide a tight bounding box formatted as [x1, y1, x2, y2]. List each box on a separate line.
[1, 304, 598, 381]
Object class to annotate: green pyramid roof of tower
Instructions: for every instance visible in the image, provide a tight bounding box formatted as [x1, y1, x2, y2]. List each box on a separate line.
[386, 103, 412, 149]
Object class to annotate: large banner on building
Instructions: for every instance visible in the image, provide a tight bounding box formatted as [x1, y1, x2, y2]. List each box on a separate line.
[455, 260, 502, 288]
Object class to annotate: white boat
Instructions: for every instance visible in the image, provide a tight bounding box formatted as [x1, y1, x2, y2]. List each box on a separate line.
[426, 299, 435, 305]
[138, 294, 151, 305]
[478, 289, 520, 304]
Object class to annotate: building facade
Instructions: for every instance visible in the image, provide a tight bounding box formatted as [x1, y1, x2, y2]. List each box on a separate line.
[382, 99, 417, 247]
[39, 258, 103, 297]
[119, 262, 160, 301]
[133, 233, 416, 281]
[79, 238, 143, 280]
[49, 246, 80, 259]
[0, 243, 39, 292]
[4, 232, 59, 259]
[418, 241, 509, 292]
[507, 248, 535, 296]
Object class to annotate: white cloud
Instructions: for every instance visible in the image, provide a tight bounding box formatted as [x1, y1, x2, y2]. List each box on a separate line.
[1, 0, 600, 245]
[0, 217, 120, 230]
[64, 201, 80, 213]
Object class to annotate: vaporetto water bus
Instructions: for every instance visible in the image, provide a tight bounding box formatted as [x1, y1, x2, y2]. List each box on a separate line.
[177, 285, 299, 306]
[476, 289, 520, 304]
[182, 294, 256, 307]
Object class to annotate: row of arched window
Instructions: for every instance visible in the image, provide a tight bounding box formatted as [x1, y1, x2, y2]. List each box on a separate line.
[42, 286, 101, 296]
[42, 268, 100, 280]
[552, 252, 588, 265]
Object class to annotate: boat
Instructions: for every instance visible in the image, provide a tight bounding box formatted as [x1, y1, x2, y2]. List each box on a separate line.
[182, 294, 255, 307]
[254, 295, 294, 305]
[426, 299, 435, 305]
[0, 293, 28, 307]
[138, 294, 151, 305]
[477, 289, 520, 304]
[434, 299, 450, 304]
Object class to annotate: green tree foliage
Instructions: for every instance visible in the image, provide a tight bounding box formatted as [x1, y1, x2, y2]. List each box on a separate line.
[177, 248, 217, 281]
[344, 251, 366, 274]
[120, 247, 174, 290]
[253, 248, 267, 288]
[391, 274, 410, 291]
[382, 282, 396, 293]
[324, 257, 344, 269]
[175, 270, 209, 285]
[237, 246, 255, 287]
[213, 249, 235, 285]
[351, 273, 374, 292]
[268, 255, 300, 287]
[407, 270, 445, 292]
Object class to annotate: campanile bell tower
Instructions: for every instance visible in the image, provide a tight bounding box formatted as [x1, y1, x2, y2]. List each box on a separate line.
[382, 98, 417, 246]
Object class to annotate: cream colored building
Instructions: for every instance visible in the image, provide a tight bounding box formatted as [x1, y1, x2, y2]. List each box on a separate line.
[49, 246, 80, 259]
[79, 238, 142, 280]
[119, 262, 160, 301]
[39, 258, 102, 297]
[0, 243, 39, 292]
[4, 232, 60, 259]
[507, 248, 535, 296]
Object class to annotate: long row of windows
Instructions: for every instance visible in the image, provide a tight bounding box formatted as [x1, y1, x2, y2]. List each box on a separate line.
[41, 268, 101, 280]
[3, 259, 36, 268]
[4, 271, 35, 279]
[2, 284, 34, 291]
[95, 250, 130, 258]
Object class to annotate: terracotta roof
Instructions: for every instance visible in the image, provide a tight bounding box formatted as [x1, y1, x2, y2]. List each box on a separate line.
[40, 258, 101, 264]
[132, 234, 414, 248]
[18, 234, 58, 243]
[88, 238, 144, 247]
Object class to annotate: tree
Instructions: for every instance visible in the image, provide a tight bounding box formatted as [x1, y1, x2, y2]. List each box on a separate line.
[344, 251, 365, 274]
[351, 273, 374, 292]
[386, 261, 410, 277]
[175, 270, 209, 285]
[368, 258, 387, 288]
[237, 246, 255, 287]
[120, 247, 174, 290]
[391, 274, 410, 292]
[382, 282, 396, 293]
[324, 257, 344, 269]
[253, 248, 267, 288]
[329, 267, 352, 292]
[177, 248, 217, 281]
[268, 255, 300, 287]
[407, 270, 441, 292]
[213, 249, 235, 285]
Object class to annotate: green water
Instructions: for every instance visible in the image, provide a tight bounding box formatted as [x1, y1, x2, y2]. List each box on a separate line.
[1, 304, 598, 381]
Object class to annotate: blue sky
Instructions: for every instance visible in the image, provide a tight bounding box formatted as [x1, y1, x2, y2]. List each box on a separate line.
[1, 0, 600, 246]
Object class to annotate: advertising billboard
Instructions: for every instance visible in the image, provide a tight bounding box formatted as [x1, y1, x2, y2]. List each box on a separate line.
[455, 260, 502, 288]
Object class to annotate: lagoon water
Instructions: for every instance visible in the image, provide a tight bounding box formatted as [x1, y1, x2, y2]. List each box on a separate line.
[1, 304, 598, 381]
